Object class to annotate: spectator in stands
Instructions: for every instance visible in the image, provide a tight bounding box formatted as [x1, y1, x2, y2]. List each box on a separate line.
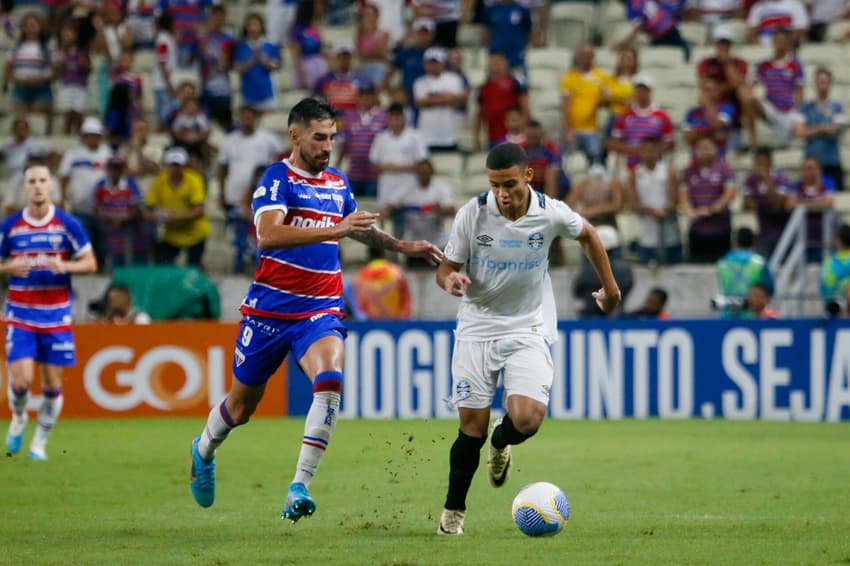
[55, 23, 91, 135]
[607, 74, 675, 172]
[370, 103, 429, 235]
[144, 146, 209, 267]
[59, 116, 111, 263]
[156, 0, 211, 66]
[483, 0, 533, 76]
[741, 28, 804, 149]
[683, 77, 735, 156]
[1, 118, 54, 193]
[413, 47, 467, 152]
[522, 119, 567, 199]
[92, 0, 132, 116]
[388, 84, 416, 125]
[567, 165, 624, 238]
[413, 0, 461, 48]
[560, 43, 609, 167]
[746, 0, 808, 46]
[574, 225, 633, 317]
[743, 147, 796, 257]
[5, 13, 56, 135]
[109, 50, 144, 112]
[383, 159, 455, 267]
[120, 118, 162, 193]
[170, 95, 210, 169]
[805, 0, 850, 43]
[821, 224, 850, 316]
[446, 48, 472, 116]
[738, 283, 778, 319]
[680, 136, 737, 263]
[356, 3, 391, 85]
[793, 156, 835, 262]
[105, 284, 152, 324]
[94, 155, 150, 268]
[620, 0, 690, 62]
[697, 24, 748, 151]
[266, 0, 299, 48]
[605, 46, 639, 135]
[364, 0, 407, 48]
[151, 13, 178, 131]
[218, 107, 283, 273]
[493, 106, 527, 146]
[624, 287, 670, 319]
[236, 13, 281, 114]
[3, 153, 62, 216]
[314, 41, 373, 114]
[384, 18, 434, 105]
[627, 138, 681, 264]
[125, 0, 157, 50]
[475, 52, 529, 151]
[104, 81, 138, 147]
[336, 84, 388, 197]
[685, 0, 746, 24]
[199, 4, 236, 131]
[794, 69, 847, 192]
[290, 0, 328, 91]
[716, 227, 775, 319]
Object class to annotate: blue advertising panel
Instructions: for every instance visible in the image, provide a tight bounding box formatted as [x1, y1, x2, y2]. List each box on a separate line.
[286, 320, 850, 421]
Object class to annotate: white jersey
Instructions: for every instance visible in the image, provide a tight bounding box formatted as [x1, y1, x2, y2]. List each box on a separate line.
[444, 188, 584, 342]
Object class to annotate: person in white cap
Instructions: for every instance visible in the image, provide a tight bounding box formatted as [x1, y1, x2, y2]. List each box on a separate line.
[58, 116, 111, 266]
[312, 40, 372, 113]
[413, 46, 467, 151]
[143, 146, 209, 266]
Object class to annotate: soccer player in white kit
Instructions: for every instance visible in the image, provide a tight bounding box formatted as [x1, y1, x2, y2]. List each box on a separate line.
[436, 143, 621, 535]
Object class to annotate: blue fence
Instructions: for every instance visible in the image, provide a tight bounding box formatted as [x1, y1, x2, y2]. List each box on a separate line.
[287, 320, 850, 421]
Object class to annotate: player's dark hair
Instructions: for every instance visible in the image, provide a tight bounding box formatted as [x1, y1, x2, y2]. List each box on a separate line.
[816, 67, 833, 81]
[486, 143, 528, 171]
[288, 97, 337, 127]
[838, 224, 850, 248]
[754, 146, 773, 160]
[210, 4, 226, 15]
[156, 13, 173, 33]
[504, 106, 523, 116]
[527, 119, 542, 129]
[750, 282, 772, 297]
[387, 102, 406, 115]
[650, 287, 668, 305]
[108, 283, 131, 295]
[736, 227, 755, 249]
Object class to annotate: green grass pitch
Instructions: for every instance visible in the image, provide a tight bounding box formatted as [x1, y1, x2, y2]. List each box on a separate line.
[3, 418, 849, 565]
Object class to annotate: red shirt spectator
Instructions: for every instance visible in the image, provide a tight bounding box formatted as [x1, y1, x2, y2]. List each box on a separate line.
[697, 25, 748, 127]
[475, 52, 529, 149]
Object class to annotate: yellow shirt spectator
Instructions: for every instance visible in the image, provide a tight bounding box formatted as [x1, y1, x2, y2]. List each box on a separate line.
[607, 75, 635, 116]
[560, 68, 611, 132]
[146, 168, 210, 248]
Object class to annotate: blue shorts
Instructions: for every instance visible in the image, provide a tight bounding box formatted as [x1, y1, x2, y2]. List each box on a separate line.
[13, 84, 53, 105]
[5, 326, 76, 366]
[232, 314, 348, 387]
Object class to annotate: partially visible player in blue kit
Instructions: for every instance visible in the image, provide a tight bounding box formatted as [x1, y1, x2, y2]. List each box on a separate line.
[188, 97, 444, 521]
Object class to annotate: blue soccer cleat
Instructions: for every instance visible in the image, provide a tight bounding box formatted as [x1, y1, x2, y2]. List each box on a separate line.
[281, 482, 316, 523]
[5, 415, 27, 456]
[190, 436, 216, 508]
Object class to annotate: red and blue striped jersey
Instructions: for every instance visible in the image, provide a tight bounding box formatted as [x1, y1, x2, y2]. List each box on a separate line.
[241, 160, 358, 321]
[682, 160, 736, 235]
[611, 106, 674, 169]
[0, 206, 91, 332]
[756, 57, 804, 112]
[627, 0, 677, 38]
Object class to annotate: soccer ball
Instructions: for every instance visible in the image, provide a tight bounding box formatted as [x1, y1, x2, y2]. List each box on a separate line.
[511, 482, 570, 537]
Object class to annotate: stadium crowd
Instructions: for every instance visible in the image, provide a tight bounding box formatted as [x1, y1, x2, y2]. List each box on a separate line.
[1, 0, 850, 318]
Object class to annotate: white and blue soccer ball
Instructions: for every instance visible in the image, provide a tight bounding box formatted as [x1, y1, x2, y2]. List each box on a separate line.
[511, 482, 570, 537]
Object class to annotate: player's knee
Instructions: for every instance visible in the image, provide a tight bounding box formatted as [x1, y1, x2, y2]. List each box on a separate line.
[511, 412, 544, 436]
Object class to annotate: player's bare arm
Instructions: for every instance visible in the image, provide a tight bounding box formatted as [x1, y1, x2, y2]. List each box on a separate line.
[350, 225, 445, 265]
[0, 256, 32, 278]
[576, 222, 622, 313]
[254, 209, 379, 250]
[436, 259, 470, 297]
[47, 248, 97, 274]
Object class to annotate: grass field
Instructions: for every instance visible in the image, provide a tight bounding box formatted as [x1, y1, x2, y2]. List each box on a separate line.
[3, 418, 850, 566]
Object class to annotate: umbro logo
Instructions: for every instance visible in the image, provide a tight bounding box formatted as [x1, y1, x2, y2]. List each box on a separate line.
[476, 234, 493, 246]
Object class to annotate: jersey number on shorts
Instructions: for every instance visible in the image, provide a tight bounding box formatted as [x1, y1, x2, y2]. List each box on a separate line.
[241, 326, 253, 347]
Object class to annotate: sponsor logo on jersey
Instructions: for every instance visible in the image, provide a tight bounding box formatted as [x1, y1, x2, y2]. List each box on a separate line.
[476, 234, 493, 246]
[470, 253, 543, 272]
[254, 186, 267, 198]
[291, 215, 337, 228]
[310, 312, 328, 322]
[528, 232, 544, 249]
[270, 179, 280, 201]
[499, 239, 522, 248]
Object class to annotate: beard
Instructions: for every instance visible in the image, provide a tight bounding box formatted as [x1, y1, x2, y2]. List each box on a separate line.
[299, 147, 330, 174]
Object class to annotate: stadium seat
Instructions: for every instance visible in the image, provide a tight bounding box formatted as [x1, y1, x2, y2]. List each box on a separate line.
[431, 152, 464, 179]
[547, 20, 590, 51]
[527, 48, 572, 72]
[639, 47, 688, 69]
[679, 23, 707, 46]
[134, 50, 156, 73]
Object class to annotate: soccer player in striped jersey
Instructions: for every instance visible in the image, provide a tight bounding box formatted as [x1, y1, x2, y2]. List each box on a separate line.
[188, 97, 444, 520]
[2, 163, 97, 460]
[435, 143, 621, 535]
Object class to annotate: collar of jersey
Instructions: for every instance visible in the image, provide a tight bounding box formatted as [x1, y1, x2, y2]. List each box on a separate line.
[486, 185, 541, 218]
[23, 204, 56, 226]
[284, 158, 324, 179]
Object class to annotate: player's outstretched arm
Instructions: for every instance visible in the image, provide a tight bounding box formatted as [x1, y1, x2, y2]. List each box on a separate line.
[255, 210, 379, 250]
[436, 259, 469, 297]
[350, 225, 445, 266]
[576, 222, 621, 313]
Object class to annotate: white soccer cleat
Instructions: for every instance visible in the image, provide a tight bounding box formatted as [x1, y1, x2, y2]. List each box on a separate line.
[488, 417, 512, 488]
[28, 440, 47, 461]
[437, 508, 465, 535]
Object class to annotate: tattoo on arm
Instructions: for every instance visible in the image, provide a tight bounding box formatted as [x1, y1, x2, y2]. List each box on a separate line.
[350, 226, 399, 251]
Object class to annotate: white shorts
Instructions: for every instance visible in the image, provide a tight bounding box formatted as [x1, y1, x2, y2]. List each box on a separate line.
[56, 86, 87, 113]
[450, 335, 554, 410]
[761, 100, 801, 147]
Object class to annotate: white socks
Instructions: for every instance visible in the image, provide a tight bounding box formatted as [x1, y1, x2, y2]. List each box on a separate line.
[293, 391, 340, 487]
[31, 390, 63, 449]
[198, 400, 236, 461]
